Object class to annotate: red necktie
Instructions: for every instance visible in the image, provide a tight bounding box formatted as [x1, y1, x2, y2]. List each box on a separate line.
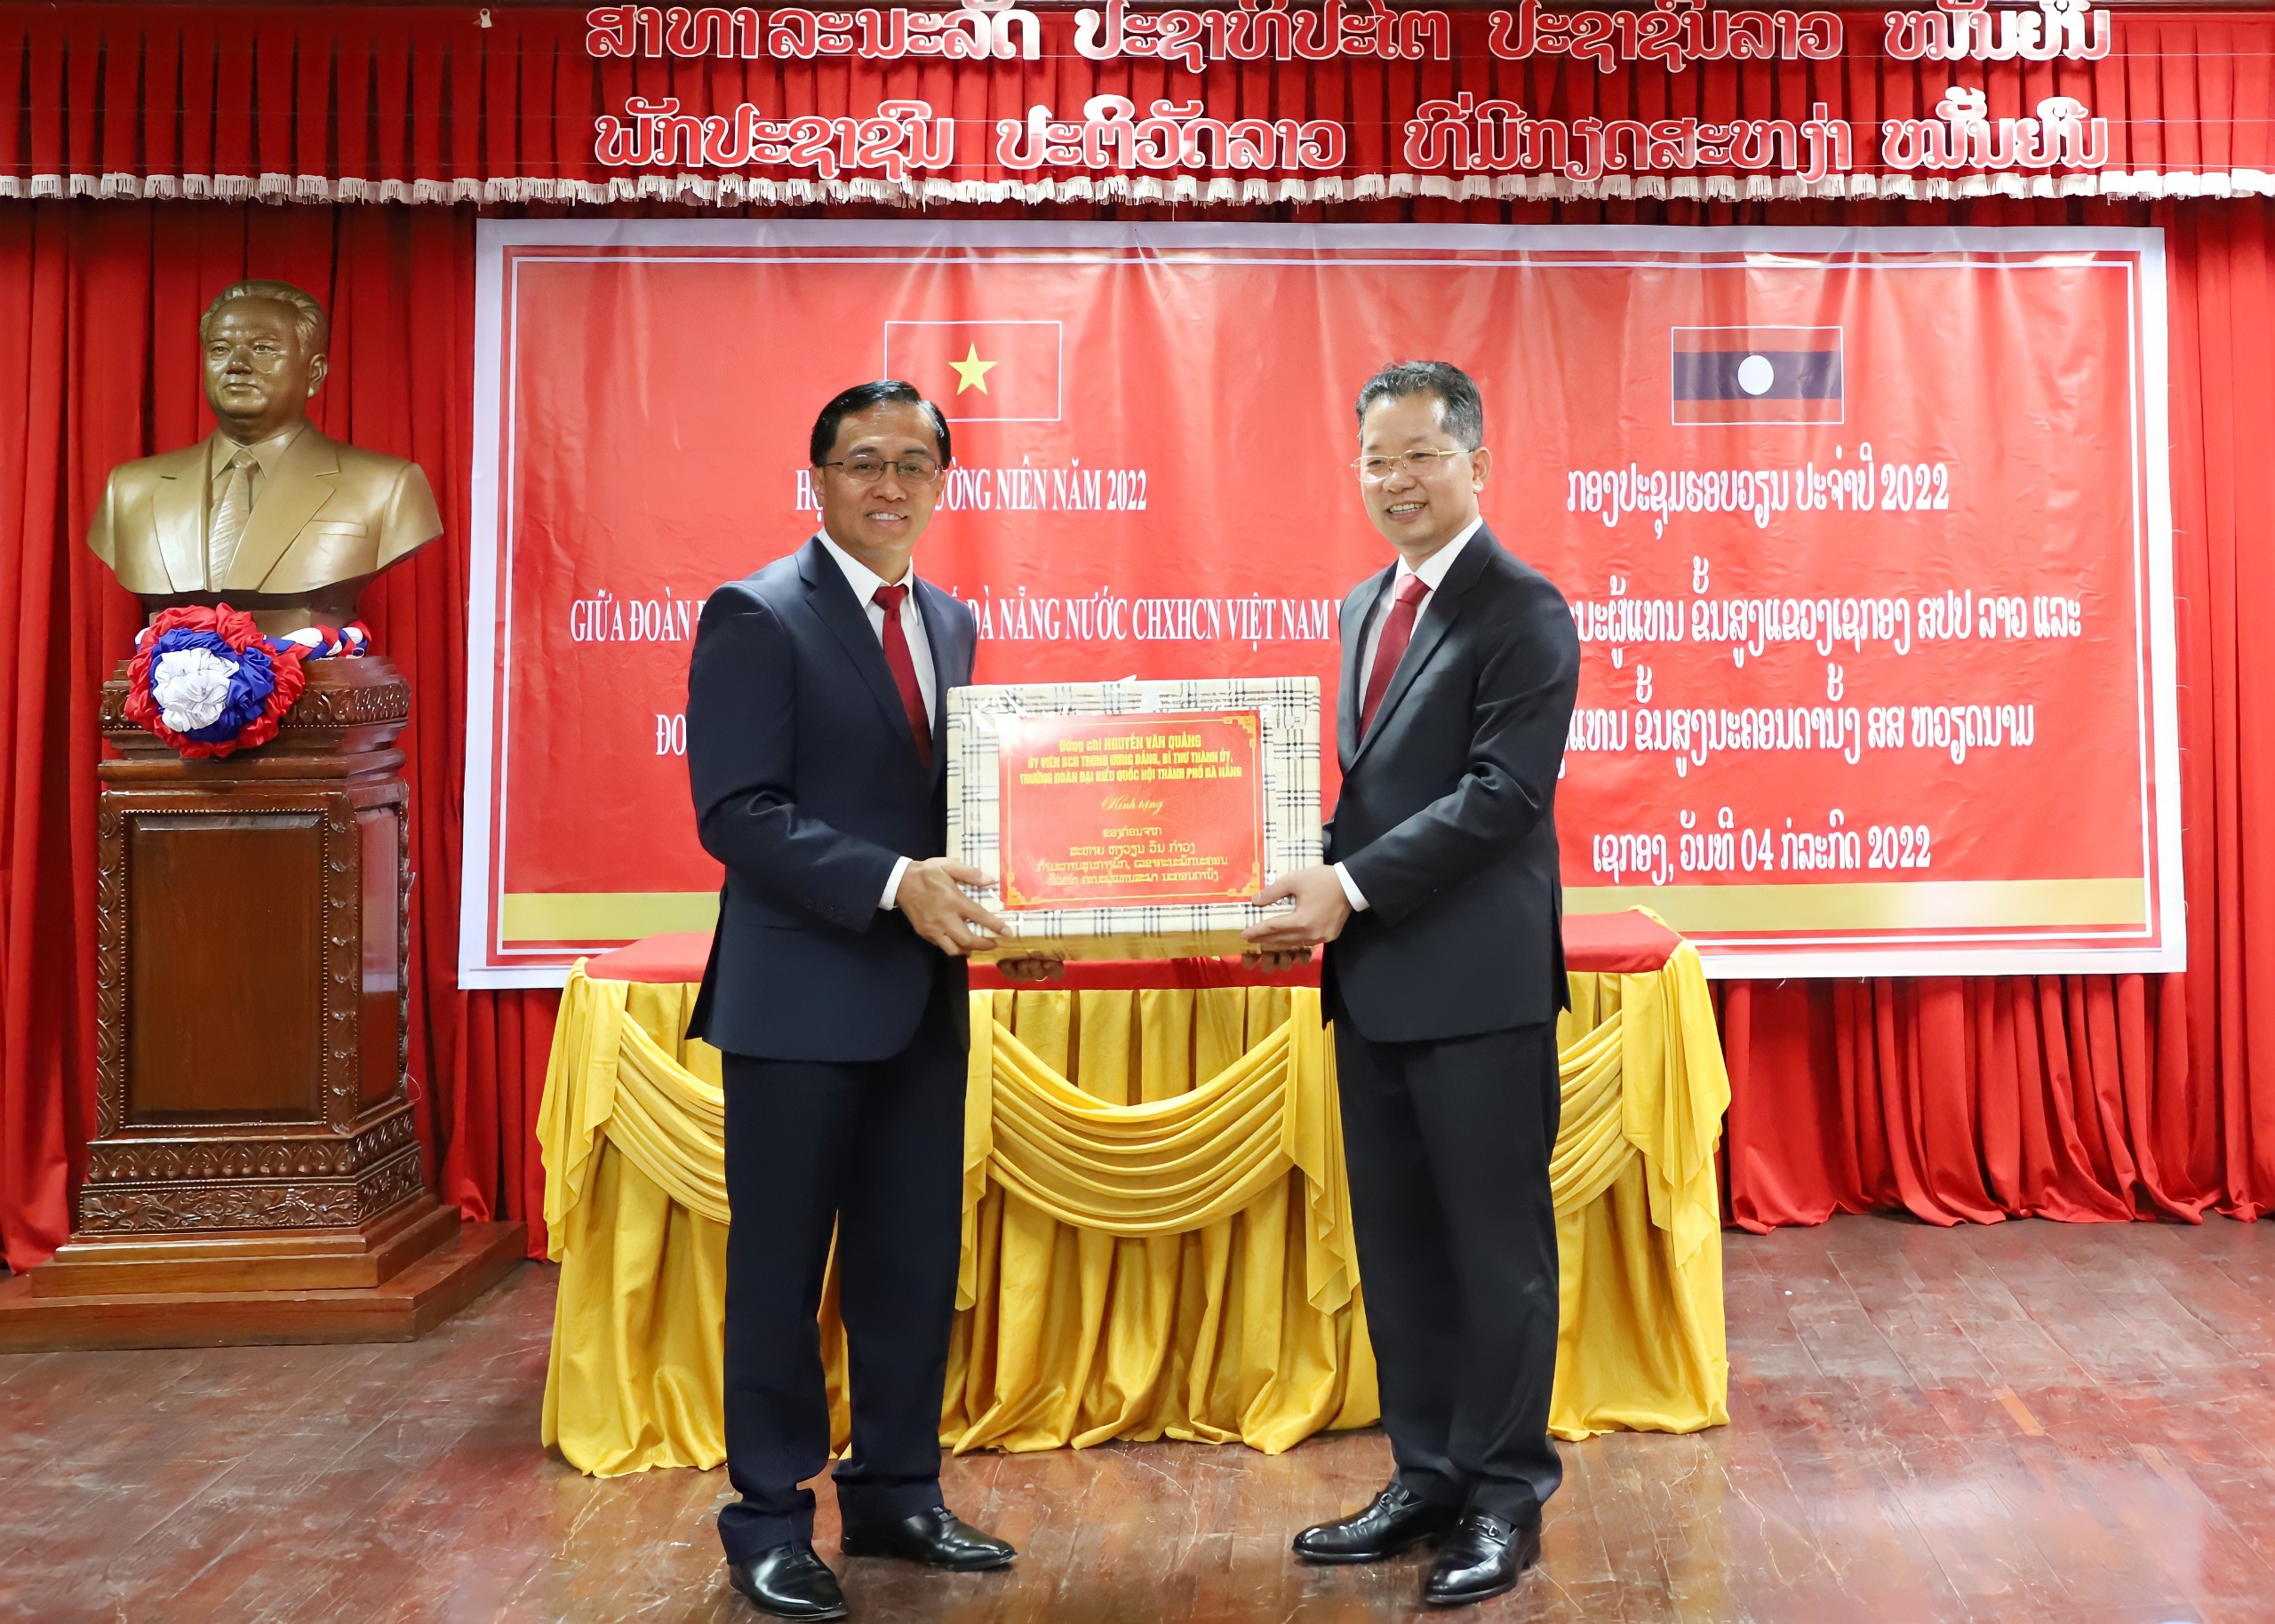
[1359, 573, 1430, 737]
[872, 582, 932, 770]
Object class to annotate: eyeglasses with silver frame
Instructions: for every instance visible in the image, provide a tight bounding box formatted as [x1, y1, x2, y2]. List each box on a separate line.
[1352, 447, 1473, 483]
[820, 455, 946, 486]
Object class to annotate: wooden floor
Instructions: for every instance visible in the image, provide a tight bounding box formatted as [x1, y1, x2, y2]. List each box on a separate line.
[7, 1214, 2275, 1623]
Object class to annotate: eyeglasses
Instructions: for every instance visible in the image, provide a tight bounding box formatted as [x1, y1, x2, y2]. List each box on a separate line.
[819, 456, 946, 486]
[1353, 448, 1472, 483]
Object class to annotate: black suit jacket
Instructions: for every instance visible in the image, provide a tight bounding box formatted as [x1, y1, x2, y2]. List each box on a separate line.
[1322, 525, 1581, 1043]
[685, 537, 977, 1062]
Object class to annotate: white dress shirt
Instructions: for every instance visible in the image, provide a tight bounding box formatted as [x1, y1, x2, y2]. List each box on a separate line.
[815, 530, 938, 912]
[1336, 514, 1485, 913]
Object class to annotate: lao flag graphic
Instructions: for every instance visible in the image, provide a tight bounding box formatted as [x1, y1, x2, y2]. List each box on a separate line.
[883, 320, 1064, 422]
[1670, 326, 1844, 425]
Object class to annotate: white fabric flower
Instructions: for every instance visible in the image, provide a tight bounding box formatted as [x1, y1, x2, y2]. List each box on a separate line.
[151, 646, 239, 733]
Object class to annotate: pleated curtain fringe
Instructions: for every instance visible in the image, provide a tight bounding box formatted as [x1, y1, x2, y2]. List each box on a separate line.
[536, 955, 1732, 1477]
[7, 170, 2268, 209]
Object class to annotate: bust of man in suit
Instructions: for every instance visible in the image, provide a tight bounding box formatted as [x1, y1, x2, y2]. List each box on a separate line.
[86, 279, 442, 633]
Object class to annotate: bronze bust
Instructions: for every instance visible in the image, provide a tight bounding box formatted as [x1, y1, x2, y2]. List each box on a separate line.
[86, 279, 442, 633]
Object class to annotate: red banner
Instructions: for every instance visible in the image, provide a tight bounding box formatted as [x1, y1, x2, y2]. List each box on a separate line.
[461, 220, 2182, 984]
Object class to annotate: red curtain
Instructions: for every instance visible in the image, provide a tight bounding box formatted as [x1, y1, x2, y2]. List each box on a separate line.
[0, 203, 556, 1273]
[1, 195, 2271, 1274]
[1720, 199, 2275, 1231]
[1720, 976, 2207, 1227]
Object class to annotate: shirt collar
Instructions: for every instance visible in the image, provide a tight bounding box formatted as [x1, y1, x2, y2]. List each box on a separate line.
[1393, 514, 1485, 593]
[212, 423, 304, 482]
[815, 529, 911, 608]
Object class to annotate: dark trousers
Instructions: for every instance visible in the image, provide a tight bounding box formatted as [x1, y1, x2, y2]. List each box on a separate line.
[1331, 1002, 1563, 1526]
[717, 975, 965, 1563]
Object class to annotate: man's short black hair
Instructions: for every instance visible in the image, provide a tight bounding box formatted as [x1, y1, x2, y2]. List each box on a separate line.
[1354, 361, 1484, 450]
[809, 379, 952, 466]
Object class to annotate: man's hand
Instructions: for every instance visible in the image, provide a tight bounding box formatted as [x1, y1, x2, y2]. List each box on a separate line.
[1242, 865, 1353, 955]
[994, 955, 1065, 983]
[898, 857, 1010, 956]
[1241, 946, 1313, 974]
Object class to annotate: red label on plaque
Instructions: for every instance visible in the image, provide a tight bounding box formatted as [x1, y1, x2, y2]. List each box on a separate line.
[996, 711, 1265, 909]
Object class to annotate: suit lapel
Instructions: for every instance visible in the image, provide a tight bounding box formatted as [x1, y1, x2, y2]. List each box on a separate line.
[795, 538, 923, 756]
[223, 427, 339, 591]
[151, 441, 209, 592]
[914, 577, 966, 786]
[1348, 526, 1498, 771]
[1338, 568, 1390, 772]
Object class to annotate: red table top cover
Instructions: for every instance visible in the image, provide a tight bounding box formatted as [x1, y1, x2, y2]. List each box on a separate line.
[582, 910, 1681, 988]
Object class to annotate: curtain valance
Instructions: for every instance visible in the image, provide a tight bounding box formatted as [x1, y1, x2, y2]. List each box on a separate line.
[1, 4, 2268, 207]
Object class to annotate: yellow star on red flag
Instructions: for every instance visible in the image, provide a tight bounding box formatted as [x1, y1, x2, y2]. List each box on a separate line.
[949, 343, 998, 394]
[883, 321, 1060, 421]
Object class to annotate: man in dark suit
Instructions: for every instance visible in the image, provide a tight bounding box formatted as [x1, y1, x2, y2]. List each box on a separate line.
[1246, 361, 1581, 1608]
[686, 380, 1051, 1621]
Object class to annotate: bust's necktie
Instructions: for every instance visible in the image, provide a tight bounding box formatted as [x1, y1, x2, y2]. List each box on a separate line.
[207, 447, 258, 586]
[1360, 573, 1431, 737]
[872, 582, 932, 770]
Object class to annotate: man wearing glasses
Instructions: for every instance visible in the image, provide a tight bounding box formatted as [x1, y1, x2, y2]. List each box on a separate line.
[686, 380, 1050, 1620]
[1246, 362, 1581, 1607]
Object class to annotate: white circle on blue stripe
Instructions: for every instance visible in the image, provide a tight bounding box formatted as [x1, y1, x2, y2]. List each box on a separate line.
[1736, 354, 1776, 396]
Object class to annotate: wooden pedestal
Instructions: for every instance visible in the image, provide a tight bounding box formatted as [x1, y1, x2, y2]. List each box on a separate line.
[0, 657, 523, 1351]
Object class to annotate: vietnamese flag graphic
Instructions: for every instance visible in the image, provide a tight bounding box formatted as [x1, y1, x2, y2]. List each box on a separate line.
[883, 320, 1064, 421]
[1669, 326, 1843, 425]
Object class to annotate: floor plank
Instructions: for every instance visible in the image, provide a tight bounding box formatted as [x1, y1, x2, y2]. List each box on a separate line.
[7, 1216, 2275, 1622]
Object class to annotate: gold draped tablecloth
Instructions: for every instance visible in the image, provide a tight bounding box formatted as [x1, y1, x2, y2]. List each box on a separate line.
[539, 953, 1731, 1477]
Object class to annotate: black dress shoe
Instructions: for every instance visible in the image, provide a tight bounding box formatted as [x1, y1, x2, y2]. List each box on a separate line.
[1422, 1512, 1542, 1607]
[841, 1506, 1016, 1570]
[727, 1543, 848, 1620]
[1292, 1484, 1461, 1564]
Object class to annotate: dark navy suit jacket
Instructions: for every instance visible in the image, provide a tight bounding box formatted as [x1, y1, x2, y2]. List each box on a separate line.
[1322, 525, 1582, 1043]
[684, 537, 978, 1062]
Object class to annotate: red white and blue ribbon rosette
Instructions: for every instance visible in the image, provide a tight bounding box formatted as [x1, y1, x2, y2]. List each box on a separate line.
[124, 604, 369, 760]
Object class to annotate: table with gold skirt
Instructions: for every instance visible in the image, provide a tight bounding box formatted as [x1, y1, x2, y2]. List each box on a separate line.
[537, 917, 1731, 1477]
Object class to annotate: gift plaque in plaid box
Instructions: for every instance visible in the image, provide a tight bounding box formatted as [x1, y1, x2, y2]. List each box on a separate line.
[946, 679, 1322, 960]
